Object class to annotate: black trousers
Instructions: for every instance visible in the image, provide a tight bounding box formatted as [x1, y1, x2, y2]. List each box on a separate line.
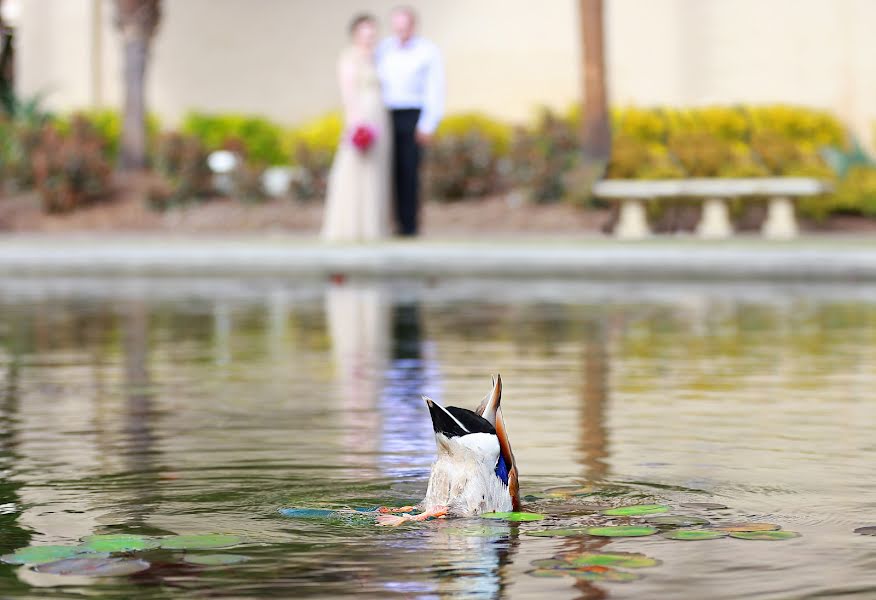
[390, 109, 422, 236]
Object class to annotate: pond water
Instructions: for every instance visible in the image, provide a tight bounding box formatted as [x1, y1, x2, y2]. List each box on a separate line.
[0, 276, 873, 599]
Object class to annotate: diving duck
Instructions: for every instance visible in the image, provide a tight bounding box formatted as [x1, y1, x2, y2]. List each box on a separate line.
[378, 375, 520, 526]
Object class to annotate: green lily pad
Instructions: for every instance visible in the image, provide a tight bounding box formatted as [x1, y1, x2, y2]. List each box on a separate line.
[531, 559, 570, 569]
[569, 567, 641, 582]
[730, 530, 800, 541]
[543, 485, 593, 497]
[711, 523, 780, 533]
[182, 554, 250, 565]
[1, 545, 89, 565]
[602, 504, 670, 517]
[647, 515, 710, 527]
[526, 566, 640, 582]
[80, 535, 158, 553]
[680, 502, 728, 510]
[854, 526, 876, 536]
[562, 552, 661, 568]
[526, 568, 566, 578]
[445, 526, 509, 538]
[525, 528, 591, 537]
[159, 535, 241, 550]
[587, 526, 658, 537]
[34, 557, 150, 576]
[662, 530, 727, 541]
[481, 512, 544, 522]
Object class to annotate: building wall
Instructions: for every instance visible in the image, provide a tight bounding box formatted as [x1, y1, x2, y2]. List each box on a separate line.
[14, 0, 876, 145]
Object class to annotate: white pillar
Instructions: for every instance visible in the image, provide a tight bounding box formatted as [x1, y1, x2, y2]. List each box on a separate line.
[696, 197, 733, 239]
[614, 198, 650, 240]
[762, 196, 799, 239]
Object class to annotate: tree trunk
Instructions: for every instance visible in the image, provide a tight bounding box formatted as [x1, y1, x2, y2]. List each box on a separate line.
[120, 34, 148, 169]
[579, 0, 611, 161]
[115, 0, 160, 172]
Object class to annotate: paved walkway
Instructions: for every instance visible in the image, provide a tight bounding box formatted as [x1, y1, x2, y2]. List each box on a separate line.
[1, 234, 875, 281]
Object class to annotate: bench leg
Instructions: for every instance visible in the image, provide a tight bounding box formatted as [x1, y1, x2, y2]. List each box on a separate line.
[696, 197, 733, 239]
[762, 196, 798, 239]
[614, 198, 650, 240]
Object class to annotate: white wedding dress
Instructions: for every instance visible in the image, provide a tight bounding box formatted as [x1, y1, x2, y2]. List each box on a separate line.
[321, 47, 391, 242]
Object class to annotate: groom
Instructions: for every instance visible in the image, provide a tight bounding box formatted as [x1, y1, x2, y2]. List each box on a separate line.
[377, 6, 445, 237]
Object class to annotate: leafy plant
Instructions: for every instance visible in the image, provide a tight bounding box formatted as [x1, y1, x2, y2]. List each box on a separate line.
[182, 112, 287, 165]
[29, 116, 111, 213]
[148, 131, 212, 210]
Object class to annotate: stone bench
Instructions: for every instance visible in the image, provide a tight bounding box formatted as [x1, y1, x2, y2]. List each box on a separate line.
[592, 178, 832, 240]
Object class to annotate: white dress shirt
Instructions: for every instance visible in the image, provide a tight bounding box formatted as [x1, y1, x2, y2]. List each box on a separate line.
[376, 36, 445, 135]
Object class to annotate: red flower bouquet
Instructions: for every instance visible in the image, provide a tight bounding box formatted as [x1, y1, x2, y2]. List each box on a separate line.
[350, 124, 377, 152]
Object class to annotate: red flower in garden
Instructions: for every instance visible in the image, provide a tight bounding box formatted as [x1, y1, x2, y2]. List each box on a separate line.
[351, 125, 376, 152]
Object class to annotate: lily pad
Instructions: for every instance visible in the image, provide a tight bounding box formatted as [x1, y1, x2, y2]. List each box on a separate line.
[80, 534, 158, 553]
[662, 530, 727, 541]
[543, 485, 593, 497]
[34, 557, 150, 576]
[602, 504, 670, 517]
[159, 535, 241, 550]
[647, 515, 709, 527]
[561, 552, 661, 568]
[527, 568, 566, 578]
[481, 512, 545, 522]
[569, 567, 641, 582]
[586, 526, 658, 537]
[526, 566, 640, 582]
[525, 528, 591, 538]
[854, 526, 876, 536]
[730, 530, 800, 541]
[680, 502, 728, 510]
[1, 545, 89, 565]
[711, 523, 780, 533]
[531, 559, 571, 569]
[182, 554, 250, 565]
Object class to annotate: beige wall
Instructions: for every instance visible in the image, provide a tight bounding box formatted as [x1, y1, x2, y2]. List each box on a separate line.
[15, 0, 876, 145]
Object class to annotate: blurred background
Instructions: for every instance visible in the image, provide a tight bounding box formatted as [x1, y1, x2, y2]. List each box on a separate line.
[3, 0, 876, 233]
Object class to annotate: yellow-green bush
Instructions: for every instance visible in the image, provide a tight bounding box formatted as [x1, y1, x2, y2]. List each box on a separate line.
[57, 109, 161, 160]
[435, 112, 512, 155]
[284, 111, 343, 158]
[182, 112, 286, 165]
[799, 165, 876, 220]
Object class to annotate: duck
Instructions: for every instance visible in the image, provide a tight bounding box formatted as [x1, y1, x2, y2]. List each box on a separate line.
[377, 375, 520, 526]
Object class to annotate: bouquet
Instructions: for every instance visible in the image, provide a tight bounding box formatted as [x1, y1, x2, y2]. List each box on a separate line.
[350, 124, 377, 153]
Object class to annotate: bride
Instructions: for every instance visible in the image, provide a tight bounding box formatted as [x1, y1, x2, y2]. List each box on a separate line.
[321, 14, 390, 242]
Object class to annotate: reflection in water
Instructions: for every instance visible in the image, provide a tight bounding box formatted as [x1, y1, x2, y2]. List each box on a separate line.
[121, 301, 160, 522]
[325, 281, 389, 473]
[0, 280, 873, 598]
[379, 301, 441, 478]
[579, 321, 609, 482]
[0, 321, 29, 557]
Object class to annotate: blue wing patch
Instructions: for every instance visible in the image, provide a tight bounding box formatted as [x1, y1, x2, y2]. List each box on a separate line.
[495, 454, 510, 486]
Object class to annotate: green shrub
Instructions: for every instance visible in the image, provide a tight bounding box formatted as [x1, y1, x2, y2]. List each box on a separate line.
[30, 116, 112, 213]
[284, 112, 343, 201]
[509, 108, 581, 203]
[57, 109, 161, 161]
[435, 112, 512, 155]
[182, 112, 287, 165]
[148, 131, 212, 209]
[426, 129, 503, 200]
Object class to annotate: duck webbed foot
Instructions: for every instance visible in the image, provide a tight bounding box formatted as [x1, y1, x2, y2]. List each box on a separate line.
[375, 505, 448, 527]
[377, 505, 417, 514]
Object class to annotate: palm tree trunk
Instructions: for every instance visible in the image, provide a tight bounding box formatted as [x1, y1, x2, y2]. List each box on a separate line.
[115, 0, 160, 171]
[120, 34, 148, 169]
[579, 0, 611, 161]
